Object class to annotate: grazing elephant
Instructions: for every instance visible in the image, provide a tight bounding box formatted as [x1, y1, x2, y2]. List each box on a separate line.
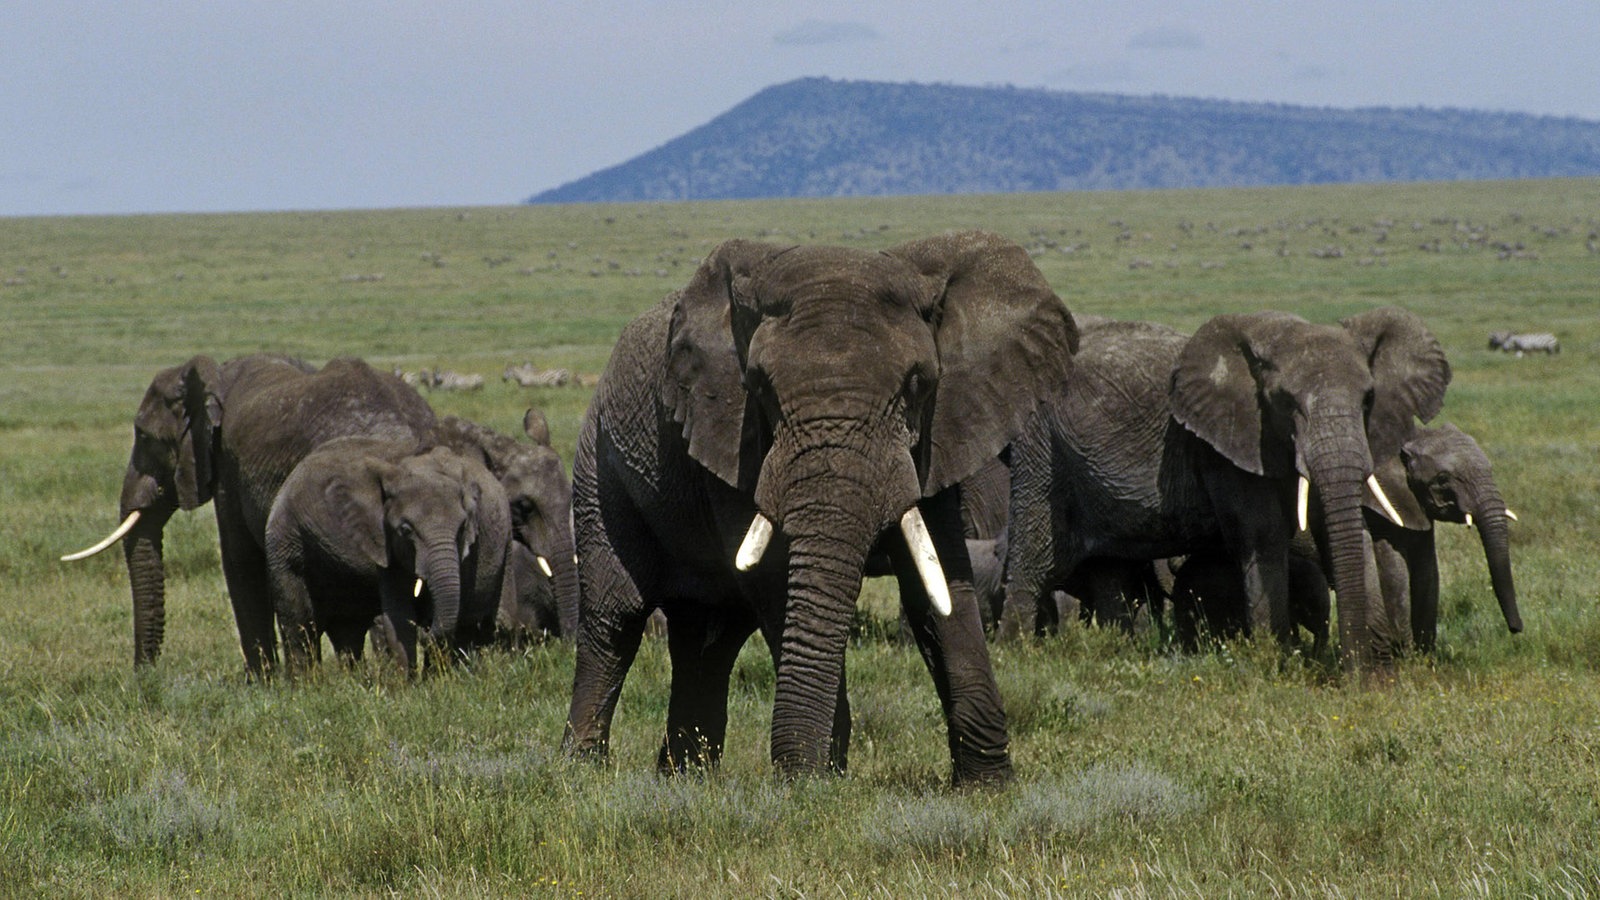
[1002, 309, 1450, 676]
[432, 410, 578, 641]
[63, 355, 437, 674]
[1357, 422, 1522, 652]
[563, 231, 1078, 785]
[265, 438, 511, 673]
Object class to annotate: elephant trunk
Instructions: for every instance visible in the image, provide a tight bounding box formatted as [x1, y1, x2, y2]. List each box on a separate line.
[1470, 492, 1521, 633]
[543, 519, 580, 639]
[760, 427, 915, 777]
[421, 544, 465, 647]
[769, 503, 875, 777]
[119, 469, 179, 667]
[1305, 417, 1390, 676]
[123, 521, 168, 666]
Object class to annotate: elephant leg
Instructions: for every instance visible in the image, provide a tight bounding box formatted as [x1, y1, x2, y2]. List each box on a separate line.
[658, 602, 754, 774]
[266, 549, 319, 675]
[892, 491, 1013, 787]
[1370, 525, 1413, 656]
[563, 478, 660, 762]
[325, 619, 368, 663]
[216, 502, 280, 677]
[1204, 471, 1293, 643]
[999, 419, 1066, 640]
[1406, 530, 1440, 653]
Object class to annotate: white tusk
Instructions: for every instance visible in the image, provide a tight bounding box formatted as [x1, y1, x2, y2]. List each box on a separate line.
[899, 507, 953, 617]
[1296, 476, 1310, 532]
[413, 577, 425, 598]
[1367, 475, 1405, 528]
[735, 514, 774, 572]
[1506, 508, 1519, 521]
[61, 510, 142, 562]
[536, 555, 553, 578]
[1465, 513, 1474, 528]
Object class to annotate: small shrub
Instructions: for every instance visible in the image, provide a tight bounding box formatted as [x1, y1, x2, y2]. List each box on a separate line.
[1004, 763, 1201, 842]
[82, 770, 235, 859]
[862, 794, 992, 859]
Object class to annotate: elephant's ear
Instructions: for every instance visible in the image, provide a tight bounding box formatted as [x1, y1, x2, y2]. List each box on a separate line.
[176, 356, 223, 510]
[522, 409, 551, 447]
[325, 459, 390, 569]
[662, 239, 791, 490]
[883, 230, 1079, 493]
[1171, 312, 1305, 477]
[1340, 307, 1452, 462]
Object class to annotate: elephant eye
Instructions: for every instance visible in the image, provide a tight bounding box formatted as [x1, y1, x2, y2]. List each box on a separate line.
[397, 520, 415, 538]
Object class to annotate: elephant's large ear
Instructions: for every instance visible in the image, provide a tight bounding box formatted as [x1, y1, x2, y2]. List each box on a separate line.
[176, 356, 223, 510]
[663, 239, 791, 490]
[321, 456, 390, 570]
[1340, 307, 1451, 462]
[884, 230, 1079, 493]
[1171, 312, 1306, 477]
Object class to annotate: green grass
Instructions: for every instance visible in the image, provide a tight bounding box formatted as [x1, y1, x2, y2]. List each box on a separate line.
[4, 179, 1600, 896]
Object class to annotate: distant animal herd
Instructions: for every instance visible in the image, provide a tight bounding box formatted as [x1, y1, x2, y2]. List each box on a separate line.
[63, 229, 1556, 786]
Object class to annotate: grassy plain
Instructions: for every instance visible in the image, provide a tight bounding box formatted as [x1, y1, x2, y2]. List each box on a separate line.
[2, 179, 1599, 896]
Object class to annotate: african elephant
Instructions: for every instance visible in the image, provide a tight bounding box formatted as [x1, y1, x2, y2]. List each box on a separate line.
[63, 355, 437, 674]
[563, 231, 1078, 785]
[265, 437, 511, 674]
[1002, 309, 1450, 676]
[432, 410, 578, 641]
[1356, 422, 1522, 652]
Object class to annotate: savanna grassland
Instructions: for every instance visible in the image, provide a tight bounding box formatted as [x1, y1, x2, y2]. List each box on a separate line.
[2, 180, 1598, 897]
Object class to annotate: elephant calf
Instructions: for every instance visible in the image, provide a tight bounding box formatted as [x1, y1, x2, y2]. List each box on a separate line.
[265, 436, 513, 674]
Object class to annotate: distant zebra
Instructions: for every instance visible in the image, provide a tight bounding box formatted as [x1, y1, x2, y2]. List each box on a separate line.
[503, 363, 572, 387]
[428, 369, 486, 391]
[1488, 331, 1560, 357]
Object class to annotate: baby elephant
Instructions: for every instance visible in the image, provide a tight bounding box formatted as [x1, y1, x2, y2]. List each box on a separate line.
[266, 436, 512, 674]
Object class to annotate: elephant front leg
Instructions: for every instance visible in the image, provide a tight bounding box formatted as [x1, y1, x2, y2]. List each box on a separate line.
[378, 575, 421, 674]
[893, 493, 1013, 788]
[266, 553, 320, 676]
[658, 602, 755, 773]
[216, 504, 280, 677]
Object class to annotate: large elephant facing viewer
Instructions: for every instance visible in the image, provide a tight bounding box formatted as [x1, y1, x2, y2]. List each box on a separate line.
[1002, 309, 1450, 676]
[563, 231, 1078, 786]
[63, 355, 436, 674]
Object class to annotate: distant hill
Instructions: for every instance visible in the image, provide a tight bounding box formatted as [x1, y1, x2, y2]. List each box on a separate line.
[528, 78, 1600, 203]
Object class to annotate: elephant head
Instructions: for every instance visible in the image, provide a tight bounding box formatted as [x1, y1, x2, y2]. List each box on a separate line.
[329, 446, 506, 665]
[1397, 423, 1522, 633]
[432, 410, 577, 639]
[1171, 307, 1450, 672]
[663, 230, 1077, 775]
[63, 356, 224, 665]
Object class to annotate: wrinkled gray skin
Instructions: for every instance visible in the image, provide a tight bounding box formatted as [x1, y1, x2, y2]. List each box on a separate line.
[1169, 546, 1331, 654]
[1003, 310, 1451, 677]
[101, 355, 436, 674]
[564, 231, 1078, 786]
[266, 439, 511, 673]
[432, 410, 578, 642]
[1356, 422, 1521, 652]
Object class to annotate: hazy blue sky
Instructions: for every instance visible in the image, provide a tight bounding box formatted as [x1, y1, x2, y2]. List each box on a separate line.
[5, 1, 1598, 216]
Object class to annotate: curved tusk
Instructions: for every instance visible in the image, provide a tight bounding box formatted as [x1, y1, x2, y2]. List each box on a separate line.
[1296, 476, 1310, 532]
[899, 507, 953, 617]
[1464, 513, 1474, 528]
[413, 577, 425, 598]
[536, 555, 554, 578]
[735, 514, 774, 572]
[61, 510, 142, 562]
[1505, 508, 1519, 521]
[1367, 475, 1405, 528]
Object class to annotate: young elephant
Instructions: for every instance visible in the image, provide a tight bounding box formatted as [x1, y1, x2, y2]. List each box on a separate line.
[265, 437, 512, 674]
[1360, 422, 1522, 652]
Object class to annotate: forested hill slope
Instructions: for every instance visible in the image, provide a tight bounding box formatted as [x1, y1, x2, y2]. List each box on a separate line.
[528, 77, 1600, 203]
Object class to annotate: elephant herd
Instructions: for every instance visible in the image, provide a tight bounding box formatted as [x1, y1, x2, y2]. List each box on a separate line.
[66, 230, 1521, 788]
